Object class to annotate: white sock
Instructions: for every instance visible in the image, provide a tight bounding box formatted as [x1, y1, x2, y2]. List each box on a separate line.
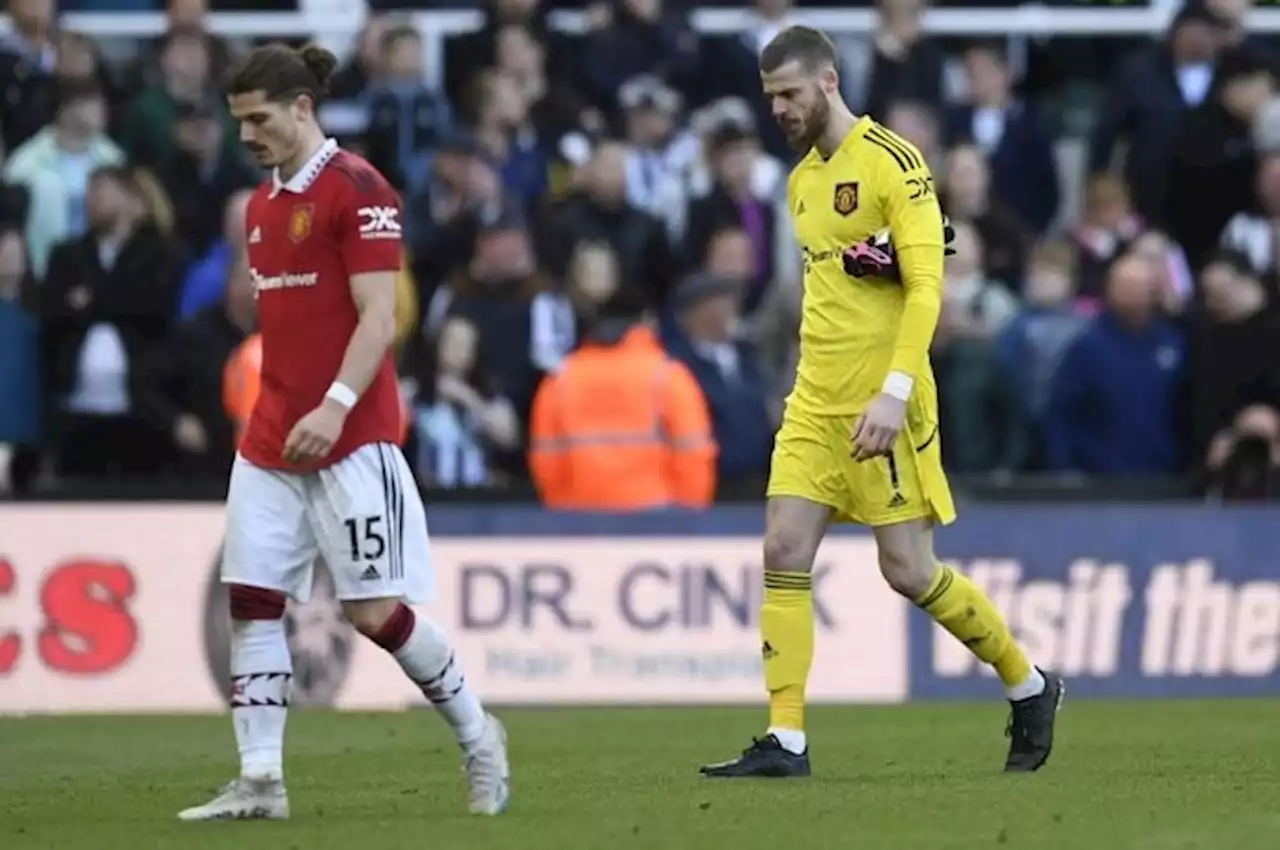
[230, 618, 291, 783]
[389, 610, 487, 751]
[768, 726, 807, 754]
[1006, 667, 1047, 702]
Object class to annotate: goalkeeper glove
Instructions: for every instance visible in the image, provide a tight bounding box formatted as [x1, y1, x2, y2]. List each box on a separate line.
[842, 215, 956, 280]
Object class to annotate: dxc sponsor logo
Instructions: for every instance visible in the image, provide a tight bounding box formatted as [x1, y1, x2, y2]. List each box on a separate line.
[357, 206, 401, 240]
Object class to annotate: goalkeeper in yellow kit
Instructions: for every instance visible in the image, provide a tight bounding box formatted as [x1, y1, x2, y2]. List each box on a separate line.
[700, 26, 1064, 779]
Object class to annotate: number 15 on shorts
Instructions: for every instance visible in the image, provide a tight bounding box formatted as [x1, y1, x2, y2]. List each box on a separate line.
[343, 515, 392, 581]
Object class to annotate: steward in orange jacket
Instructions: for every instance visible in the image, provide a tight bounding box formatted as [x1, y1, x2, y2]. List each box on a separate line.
[529, 294, 717, 511]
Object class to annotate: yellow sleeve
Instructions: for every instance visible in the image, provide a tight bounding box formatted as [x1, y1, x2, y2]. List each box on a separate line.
[879, 151, 946, 383]
[394, 251, 419, 351]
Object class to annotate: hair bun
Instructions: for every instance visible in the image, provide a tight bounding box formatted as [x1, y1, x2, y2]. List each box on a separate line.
[298, 44, 338, 94]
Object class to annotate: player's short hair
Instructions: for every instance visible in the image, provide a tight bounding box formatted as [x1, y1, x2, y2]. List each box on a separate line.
[224, 43, 338, 106]
[759, 26, 838, 75]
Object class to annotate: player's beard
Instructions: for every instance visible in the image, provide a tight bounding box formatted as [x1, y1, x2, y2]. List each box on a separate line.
[786, 96, 830, 153]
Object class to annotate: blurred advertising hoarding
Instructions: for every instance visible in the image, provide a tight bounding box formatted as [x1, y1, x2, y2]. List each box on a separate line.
[1, 503, 1278, 714]
[0, 505, 904, 713]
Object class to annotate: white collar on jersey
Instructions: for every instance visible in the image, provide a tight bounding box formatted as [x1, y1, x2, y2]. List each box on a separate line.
[270, 138, 339, 198]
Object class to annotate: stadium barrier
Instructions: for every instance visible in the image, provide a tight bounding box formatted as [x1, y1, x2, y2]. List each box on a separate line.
[1, 503, 1277, 714]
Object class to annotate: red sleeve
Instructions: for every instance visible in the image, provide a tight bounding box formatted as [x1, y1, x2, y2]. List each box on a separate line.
[334, 167, 403, 276]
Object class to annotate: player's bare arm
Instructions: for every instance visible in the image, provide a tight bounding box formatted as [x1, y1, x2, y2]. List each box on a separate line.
[282, 271, 397, 463]
[852, 154, 946, 462]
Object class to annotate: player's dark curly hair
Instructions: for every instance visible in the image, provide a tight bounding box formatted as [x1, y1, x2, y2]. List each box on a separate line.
[224, 43, 338, 106]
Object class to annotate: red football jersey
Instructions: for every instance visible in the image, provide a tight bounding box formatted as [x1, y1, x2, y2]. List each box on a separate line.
[240, 140, 404, 471]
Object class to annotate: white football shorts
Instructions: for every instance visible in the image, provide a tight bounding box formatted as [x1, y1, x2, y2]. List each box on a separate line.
[221, 442, 435, 604]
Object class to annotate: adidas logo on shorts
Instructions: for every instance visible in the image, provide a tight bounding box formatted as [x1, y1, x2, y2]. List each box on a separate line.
[360, 564, 380, 581]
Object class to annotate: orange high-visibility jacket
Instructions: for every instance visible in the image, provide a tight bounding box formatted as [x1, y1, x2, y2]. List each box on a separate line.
[529, 325, 717, 511]
[222, 332, 410, 447]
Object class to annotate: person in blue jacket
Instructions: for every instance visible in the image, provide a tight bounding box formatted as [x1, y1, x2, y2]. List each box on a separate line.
[1045, 252, 1186, 475]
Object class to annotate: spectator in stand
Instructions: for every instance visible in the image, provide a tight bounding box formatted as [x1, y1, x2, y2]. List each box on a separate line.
[682, 120, 777, 312]
[159, 98, 260, 263]
[0, 0, 56, 152]
[1046, 253, 1185, 476]
[407, 133, 521, 307]
[1191, 251, 1280, 472]
[361, 24, 453, 194]
[884, 99, 943, 174]
[1091, 3, 1226, 225]
[689, 0, 794, 159]
[39, 167, 178, 479]
[134, 256, 254, 481]
[931, 221, 1020, 473]
[537, 139, 675, 308]
[939, 143, 1030, 290]
[1219, 152, 1280, 277]
[435, 216, 560, 424]
[0, 228, 40, 494]
[860, 0, 945, 123]
[495, 23, 598, 193]
[178, 189, 249, 320]
[1129, 229, 1195, 316]
[330, 15, 391, 101]
[467, 68, 548, 211]
[996, 240, 1089, 471]
[122, 31, 231, 170]
[946, 42, 1060, 235]
[1072, 174, 1144, 301]
[413, 316, 521, 488]
[685, 98, 787, 216]
[155, 0, 232, 85]
[3, 81, 124, 278]
[443, 0, 570, 108]
[56, 32, 125, 137]
[578, 0, 700, 117]
[712, 225, 796, 406]
[616, 75, 696, 239]
[558, 239, 622, 347]
[1166, 45, 1277, 270]
[1206, 405, 1280, 499]
[663, 273, 773, 488]
[529, 286, 715, 511]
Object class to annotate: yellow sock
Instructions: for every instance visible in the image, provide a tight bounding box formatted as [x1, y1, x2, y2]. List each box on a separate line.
[761, 570, 814, 731]
[916, 563, 1032, 688]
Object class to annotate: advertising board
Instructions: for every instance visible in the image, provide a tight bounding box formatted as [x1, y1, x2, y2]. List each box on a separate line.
[3, 504, 1278, 713]
[0, 505, 904, 713]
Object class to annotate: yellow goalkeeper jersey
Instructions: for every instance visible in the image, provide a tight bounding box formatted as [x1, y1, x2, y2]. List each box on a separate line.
[787, 116, 946, 415]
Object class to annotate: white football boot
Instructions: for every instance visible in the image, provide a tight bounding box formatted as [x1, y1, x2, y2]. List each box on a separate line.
[177, 777, 290, 821]
[463, 713, 510, 815]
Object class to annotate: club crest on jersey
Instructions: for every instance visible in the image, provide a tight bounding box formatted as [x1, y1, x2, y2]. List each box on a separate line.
[288, 204, 315, 243]
[833, 182, 859, 216]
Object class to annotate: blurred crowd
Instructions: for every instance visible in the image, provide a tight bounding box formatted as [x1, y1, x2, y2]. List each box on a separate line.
[3, 0, 1280, 505]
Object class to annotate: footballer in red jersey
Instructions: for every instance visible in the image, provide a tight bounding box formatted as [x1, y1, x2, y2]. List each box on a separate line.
[179, 43, 509, 824]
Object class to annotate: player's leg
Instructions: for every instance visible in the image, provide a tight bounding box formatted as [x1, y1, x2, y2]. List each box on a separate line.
[179, 458, 316, 821]
[856, 428, 1064, 771]
[313, 443, 509, 815]
[702, 411, 839, 778]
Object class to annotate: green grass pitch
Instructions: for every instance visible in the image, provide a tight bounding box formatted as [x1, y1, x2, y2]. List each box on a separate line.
[2, 700, 1277, 849]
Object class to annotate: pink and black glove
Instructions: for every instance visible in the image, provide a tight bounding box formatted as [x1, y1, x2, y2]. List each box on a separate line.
[842, 215, 957, 281]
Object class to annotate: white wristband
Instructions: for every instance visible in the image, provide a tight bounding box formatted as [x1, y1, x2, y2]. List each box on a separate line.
[882, 371, 914, 402]
[325, 381, 358, 410]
